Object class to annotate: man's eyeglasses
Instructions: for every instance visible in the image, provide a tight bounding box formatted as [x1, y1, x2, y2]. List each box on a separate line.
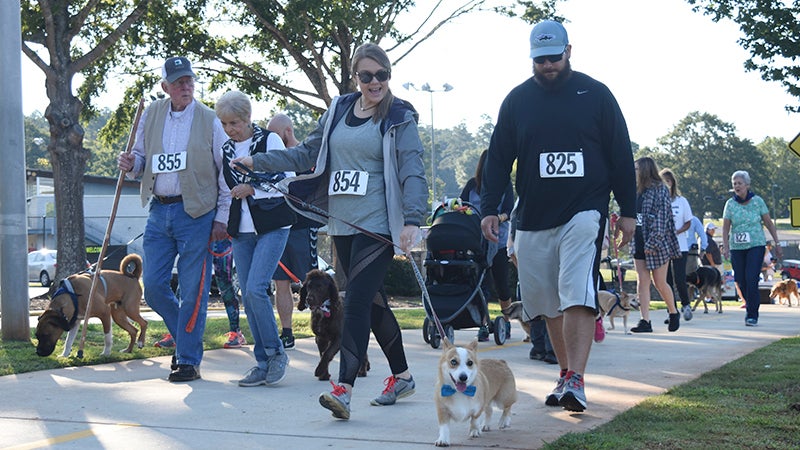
[533, 52, 564, 65]
[356, 70, 390, 84]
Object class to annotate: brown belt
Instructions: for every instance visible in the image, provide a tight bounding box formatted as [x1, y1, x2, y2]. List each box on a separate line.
[154, 195, 183, 204]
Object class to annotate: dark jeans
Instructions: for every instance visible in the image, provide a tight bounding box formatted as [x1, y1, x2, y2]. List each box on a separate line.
[530, 316, 553, 355]
[731, 246, 766, 321]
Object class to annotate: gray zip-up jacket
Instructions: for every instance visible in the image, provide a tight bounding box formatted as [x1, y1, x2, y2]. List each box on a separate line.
[251, 92, 428, 254]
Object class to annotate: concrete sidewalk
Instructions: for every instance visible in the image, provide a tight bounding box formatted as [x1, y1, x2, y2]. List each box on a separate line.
[2, 304, 799, 449]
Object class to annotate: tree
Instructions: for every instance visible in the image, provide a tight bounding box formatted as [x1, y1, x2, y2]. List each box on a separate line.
[21, 0, 151, 278]
[757, 136, 800, 219]
[645, 111, 766, 218]
[686, 0, 800, 112]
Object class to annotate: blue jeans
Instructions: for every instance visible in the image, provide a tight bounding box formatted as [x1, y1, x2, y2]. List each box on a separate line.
[730, 246, 765, 322]
[232, 229, 290, 368]
[143, 201, 214, 366]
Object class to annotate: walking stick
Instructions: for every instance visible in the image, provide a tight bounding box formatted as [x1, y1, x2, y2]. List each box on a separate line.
[76, 98, 145, 358]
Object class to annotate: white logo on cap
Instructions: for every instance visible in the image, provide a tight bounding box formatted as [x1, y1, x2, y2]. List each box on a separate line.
[174, 59, 183, 67]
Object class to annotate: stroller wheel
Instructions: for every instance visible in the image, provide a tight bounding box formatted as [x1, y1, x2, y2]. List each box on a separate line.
[493, 316, 508, 345]
[430, 329, 441, 349]
[422, 317, 431, 343]
[444, 325, 455, 344]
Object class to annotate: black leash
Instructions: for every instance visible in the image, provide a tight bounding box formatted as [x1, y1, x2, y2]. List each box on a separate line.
[233, 162, 446, 339]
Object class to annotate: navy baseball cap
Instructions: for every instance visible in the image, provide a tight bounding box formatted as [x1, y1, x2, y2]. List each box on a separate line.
[162, 56, 196, 83]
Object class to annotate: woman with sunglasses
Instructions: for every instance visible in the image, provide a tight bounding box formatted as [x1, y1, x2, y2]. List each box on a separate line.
[231, 42, 427, 420]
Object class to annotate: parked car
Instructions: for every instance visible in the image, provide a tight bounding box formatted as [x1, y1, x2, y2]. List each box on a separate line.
[779, 259, 800, 281]
[28, 249, 57, 287]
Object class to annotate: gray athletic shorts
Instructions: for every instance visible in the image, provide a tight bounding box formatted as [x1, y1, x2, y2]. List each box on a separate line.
[515, 210, 602, 320]
[273, 226, 318, 281]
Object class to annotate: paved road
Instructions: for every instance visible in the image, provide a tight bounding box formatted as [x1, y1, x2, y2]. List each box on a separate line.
[2, 303, 799, 449]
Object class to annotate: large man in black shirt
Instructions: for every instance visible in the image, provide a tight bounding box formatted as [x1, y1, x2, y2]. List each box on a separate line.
[481, 20, 636, 413]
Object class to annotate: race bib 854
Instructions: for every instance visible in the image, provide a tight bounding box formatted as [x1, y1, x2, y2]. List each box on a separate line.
[328, 170, 368, 196]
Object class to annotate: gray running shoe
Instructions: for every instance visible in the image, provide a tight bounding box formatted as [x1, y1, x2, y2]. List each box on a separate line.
[238, 367, 268, 387]
[559, 372, 587, 412]
[545, 372, 567, 406]
[320, 382, 351, 420]
[370, 375, 416, 406]
[682, 304, 693, 321]
[265, 352, 289, 385]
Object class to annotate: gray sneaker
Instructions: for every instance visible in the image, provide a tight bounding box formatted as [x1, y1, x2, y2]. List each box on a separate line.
[370, 375, 416, 406]
[320, 383, 351, 420]
[265, 352, 289, 385]
[682, 304, 693, 321]
[559, 372, 587, 412]
[238, 367, 268, 387]
[545, 372, 567, 406]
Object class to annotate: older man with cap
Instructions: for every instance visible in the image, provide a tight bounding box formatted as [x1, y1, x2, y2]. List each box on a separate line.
[118, 56, 230, 382]
[480, 20, 636, 413]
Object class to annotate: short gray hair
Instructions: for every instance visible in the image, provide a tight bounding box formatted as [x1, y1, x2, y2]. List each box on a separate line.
[731, 170, 750, 185]
[215, 90, 251, 122]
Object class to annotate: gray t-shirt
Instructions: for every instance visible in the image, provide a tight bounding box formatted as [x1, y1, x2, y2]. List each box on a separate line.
[327, 116, 389, 236]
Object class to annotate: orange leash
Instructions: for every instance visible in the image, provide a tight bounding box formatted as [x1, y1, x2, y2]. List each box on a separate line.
[278, 261, 301, 283]
[185, 243, 210, 333]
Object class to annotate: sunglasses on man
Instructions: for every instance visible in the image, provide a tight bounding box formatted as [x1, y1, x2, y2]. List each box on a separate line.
[356, 70, 390, 84]
[533, 52, 564, 65]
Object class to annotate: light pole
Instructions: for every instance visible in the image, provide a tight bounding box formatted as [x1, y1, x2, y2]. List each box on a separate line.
[403, 82, 453, 206]
[771, 183, 779, 223]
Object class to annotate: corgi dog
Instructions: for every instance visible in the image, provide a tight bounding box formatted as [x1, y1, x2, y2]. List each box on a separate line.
[434, 338, 517, 447]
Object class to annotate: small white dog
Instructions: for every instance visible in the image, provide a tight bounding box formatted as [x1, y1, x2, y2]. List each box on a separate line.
[434, 338, 517, 447]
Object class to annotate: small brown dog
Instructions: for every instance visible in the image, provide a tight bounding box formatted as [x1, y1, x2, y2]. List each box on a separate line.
[770, 279, 798, 307]
[434, 338, 517, 447]
[298, 269, 369, 380]
[35, 254, 147, 357]
[687, 267, 724, 314]
[597, 290, 639, 334]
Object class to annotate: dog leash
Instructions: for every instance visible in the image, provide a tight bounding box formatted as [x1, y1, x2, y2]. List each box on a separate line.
[234, 163, 447, 339]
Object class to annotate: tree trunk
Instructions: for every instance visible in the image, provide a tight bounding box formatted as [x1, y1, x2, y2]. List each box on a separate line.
[44, 76, 90, 283]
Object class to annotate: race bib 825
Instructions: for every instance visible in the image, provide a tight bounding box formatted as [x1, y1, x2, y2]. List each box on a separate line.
[539, 151, 584, 178]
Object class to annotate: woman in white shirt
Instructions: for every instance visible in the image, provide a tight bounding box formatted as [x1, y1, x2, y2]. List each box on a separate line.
[660, 169, 694, 322]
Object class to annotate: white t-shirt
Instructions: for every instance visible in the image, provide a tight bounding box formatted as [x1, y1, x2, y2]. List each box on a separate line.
[671, 196, 693, 252]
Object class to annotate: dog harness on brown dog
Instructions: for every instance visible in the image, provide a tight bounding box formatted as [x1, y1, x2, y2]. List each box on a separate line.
[604, 290, 632, 316]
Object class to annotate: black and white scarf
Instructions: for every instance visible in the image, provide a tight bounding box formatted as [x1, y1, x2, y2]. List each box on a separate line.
[222, 124, 286, 192]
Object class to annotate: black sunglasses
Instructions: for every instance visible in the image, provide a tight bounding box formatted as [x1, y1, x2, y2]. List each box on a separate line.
[533, 52, 564, 65]
[356, 70, 390, 83]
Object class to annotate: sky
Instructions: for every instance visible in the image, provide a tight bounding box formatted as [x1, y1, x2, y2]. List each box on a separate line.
[20, 0, 799, 149]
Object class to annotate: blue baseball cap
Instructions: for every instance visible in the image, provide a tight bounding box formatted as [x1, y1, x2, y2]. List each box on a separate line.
[530, 20, 569, 59]
[162, 56, 196, 83]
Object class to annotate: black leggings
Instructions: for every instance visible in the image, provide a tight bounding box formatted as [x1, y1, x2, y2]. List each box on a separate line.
[334, 233, 409, 386]
[667, 251, 690, 307]
[485, 247, 512, 301]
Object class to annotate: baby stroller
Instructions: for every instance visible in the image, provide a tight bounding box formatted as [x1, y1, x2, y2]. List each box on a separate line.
[421, 200, 508, 348]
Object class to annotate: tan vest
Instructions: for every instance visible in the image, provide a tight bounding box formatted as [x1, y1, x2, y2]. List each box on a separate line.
[140, 98, 218, 218]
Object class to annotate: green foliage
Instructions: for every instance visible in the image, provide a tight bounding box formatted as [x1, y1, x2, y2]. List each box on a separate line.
[543, 337, 800, 449]
[24, 112, 50, 170]
[687, 0, 800, 112]
[637, 111, 766, 218]
[384, 256, 422, 297]
[757, 136, 800, 219]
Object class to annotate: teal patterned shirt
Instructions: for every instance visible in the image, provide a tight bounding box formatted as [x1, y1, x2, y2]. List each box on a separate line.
[722, 195, 769, 250]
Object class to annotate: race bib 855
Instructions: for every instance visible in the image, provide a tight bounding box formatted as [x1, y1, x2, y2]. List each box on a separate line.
[151, 152, 187, 174]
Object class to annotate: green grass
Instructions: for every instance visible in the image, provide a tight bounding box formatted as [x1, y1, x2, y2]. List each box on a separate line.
[542, 337, 800, 449]
[0, 305, 436, 377]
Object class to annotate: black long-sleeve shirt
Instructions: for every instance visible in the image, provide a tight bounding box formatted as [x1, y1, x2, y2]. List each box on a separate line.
[481, 71, 636, 231]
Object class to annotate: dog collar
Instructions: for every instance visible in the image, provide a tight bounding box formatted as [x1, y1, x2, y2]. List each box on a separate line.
[441, 384, 476, 397]
[312, 299, 332, 318]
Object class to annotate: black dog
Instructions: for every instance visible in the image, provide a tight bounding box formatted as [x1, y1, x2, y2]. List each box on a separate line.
[298, 269, 369, 380]
[687, 266, 723, 314]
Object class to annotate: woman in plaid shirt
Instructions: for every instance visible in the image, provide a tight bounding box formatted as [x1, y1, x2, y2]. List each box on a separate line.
[630, 157, 682, 333]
